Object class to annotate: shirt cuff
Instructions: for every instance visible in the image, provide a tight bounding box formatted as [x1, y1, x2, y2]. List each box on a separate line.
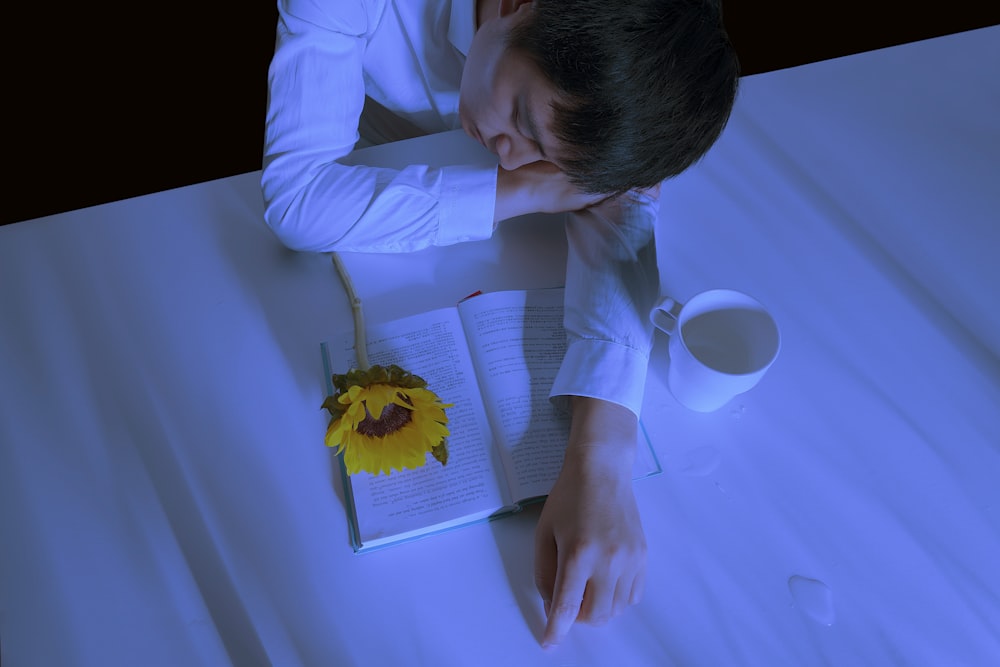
[549, 337, 651, 418]
[437, 164, 497, 245]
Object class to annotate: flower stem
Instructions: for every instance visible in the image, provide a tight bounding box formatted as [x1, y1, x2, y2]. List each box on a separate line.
[331, 252, 370, 371]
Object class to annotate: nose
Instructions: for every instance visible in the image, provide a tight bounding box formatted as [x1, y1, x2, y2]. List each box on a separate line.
[494, 134, 538, 171]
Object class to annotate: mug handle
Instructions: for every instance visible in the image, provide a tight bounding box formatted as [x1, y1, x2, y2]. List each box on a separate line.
[650, 296, 684, 335]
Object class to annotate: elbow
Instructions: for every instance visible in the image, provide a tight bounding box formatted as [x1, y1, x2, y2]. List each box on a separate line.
[262, 188, 333, 253]
[264, 205, 313, 252]
[260, 161, 330, 253]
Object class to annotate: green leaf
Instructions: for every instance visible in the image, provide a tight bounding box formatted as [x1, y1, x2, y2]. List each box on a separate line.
[431, 440, 449, 467]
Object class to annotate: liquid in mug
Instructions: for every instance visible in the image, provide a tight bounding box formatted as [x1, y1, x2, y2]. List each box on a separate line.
[680, 308, 779, 375]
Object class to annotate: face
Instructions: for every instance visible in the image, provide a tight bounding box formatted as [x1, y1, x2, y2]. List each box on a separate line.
[458, 3, 564, 171]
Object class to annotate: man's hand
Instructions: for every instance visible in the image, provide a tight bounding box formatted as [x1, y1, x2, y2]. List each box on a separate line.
[494, 162, 610, 223]
[534, 397, 647, 648]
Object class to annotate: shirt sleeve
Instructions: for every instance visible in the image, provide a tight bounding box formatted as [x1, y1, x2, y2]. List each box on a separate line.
[261, 0, 497, 253]
[549, 191, 661, 418]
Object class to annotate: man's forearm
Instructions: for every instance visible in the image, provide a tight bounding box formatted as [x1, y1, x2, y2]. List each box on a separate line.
[549, 191, 660, 416]
[493, 163, 610, 224]
[565, 396, 638, 474]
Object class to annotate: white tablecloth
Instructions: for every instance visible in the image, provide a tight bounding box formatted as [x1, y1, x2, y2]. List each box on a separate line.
[2, 26, 998, 666]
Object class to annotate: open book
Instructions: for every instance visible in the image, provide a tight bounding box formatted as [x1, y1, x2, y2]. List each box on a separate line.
[321, 287, 661, 553]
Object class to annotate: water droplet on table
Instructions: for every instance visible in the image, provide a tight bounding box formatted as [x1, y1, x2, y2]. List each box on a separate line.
[788, 575, 835, 626]
[678, 445, 721, 476]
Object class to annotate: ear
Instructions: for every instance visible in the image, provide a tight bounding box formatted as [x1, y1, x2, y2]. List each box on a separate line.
[497, 0, 533, 18]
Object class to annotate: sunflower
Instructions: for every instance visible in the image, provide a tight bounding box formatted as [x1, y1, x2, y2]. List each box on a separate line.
[323, 365, 452, 476]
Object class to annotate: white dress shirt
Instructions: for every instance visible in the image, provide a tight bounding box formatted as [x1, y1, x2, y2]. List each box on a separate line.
[262, 0, 659, 416]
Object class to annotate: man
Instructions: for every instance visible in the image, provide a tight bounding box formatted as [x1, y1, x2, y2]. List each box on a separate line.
[262, 0, 738, 647]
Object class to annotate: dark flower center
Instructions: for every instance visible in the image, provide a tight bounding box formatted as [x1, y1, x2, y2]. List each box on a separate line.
[356, 393, 413, 437]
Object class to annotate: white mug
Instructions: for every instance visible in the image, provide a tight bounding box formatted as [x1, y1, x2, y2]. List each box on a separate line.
[650, 289, 781, 412]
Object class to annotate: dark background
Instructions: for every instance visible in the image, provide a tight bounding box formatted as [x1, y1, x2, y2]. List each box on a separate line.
[5, 2, 999, 226]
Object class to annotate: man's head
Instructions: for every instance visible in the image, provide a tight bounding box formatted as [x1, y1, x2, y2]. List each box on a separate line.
[459, 0, 739, 195]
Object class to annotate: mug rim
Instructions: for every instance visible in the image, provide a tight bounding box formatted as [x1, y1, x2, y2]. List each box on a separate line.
[674, 289, 781, 376]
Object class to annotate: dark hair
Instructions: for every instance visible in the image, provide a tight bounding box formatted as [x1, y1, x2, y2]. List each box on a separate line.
[508, 0, 740, 194]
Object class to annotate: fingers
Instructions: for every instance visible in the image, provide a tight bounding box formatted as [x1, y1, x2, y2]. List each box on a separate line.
[534, 529, 557, 615]
[579, 577, 616, 626]
[542, 560, 588, 648]
[639, 181, 662, 199]
[629, 566, 646, 606]
[538, 557, 646, 648]
[581, 565, 643, 625]
[546, 572, 637, 648]
[612, 575, 633, 619]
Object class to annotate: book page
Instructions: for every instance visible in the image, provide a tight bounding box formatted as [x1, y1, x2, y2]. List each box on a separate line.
[457, 289, 663, 503]
[325, 307, 511, 550]
[457, 289, 573, 501]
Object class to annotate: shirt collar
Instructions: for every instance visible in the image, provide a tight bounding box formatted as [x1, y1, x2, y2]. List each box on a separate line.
[448, 0, 476, 56]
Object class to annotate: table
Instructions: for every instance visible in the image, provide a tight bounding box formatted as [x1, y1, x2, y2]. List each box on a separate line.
[2, 25, 998, 667]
